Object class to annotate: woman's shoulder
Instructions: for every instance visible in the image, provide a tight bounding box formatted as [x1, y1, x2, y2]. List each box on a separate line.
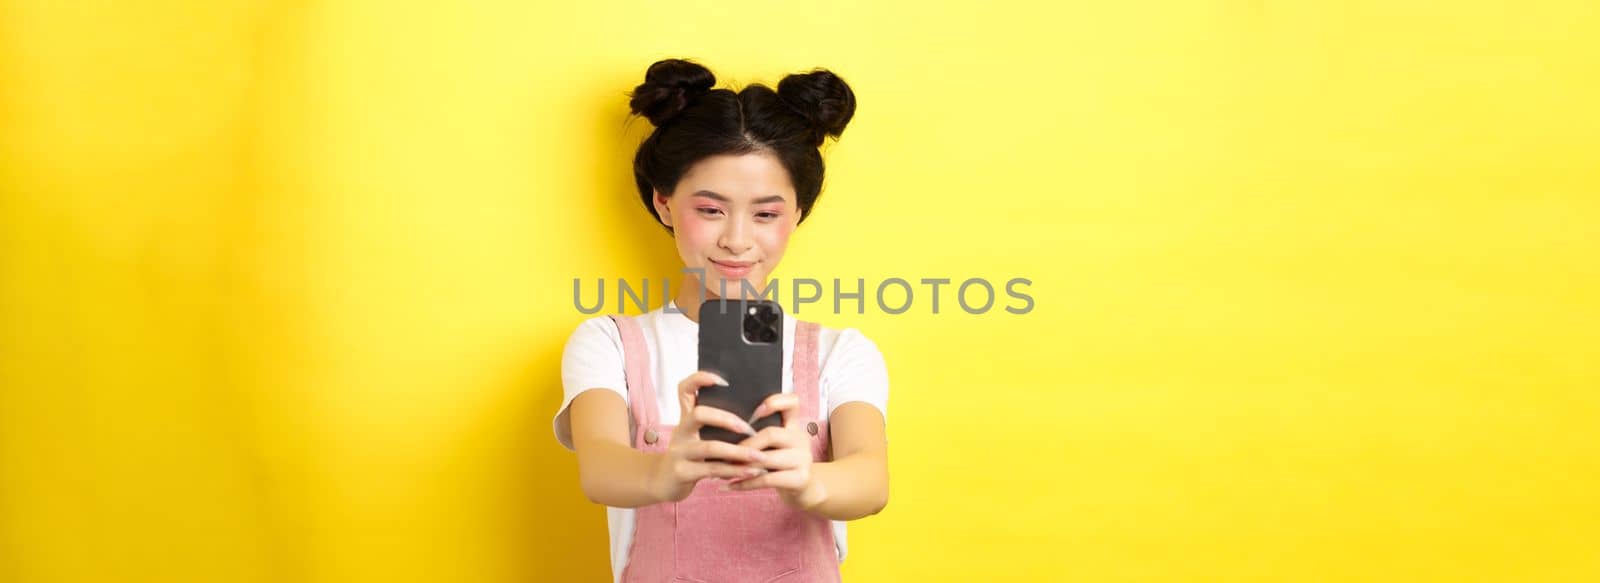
[809, 321, 879, 351]
[809, 322, 890, 418]
[810, 322, 887, 374]
[565, 308, 677, 356]
[570, 313, 622, 339]
[563, 314, 625, 361]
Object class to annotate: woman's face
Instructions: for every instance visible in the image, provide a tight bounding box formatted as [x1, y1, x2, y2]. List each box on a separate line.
[653, 152, 800, 300]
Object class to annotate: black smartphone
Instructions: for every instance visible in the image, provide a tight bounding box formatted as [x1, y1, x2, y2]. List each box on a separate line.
[696, 298, 785, 444]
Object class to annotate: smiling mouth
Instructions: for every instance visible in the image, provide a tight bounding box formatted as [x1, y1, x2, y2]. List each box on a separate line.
[709, 259, 756, 277]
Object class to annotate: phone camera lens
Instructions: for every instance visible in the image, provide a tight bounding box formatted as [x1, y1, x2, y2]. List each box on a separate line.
[759, 328, 778, 343]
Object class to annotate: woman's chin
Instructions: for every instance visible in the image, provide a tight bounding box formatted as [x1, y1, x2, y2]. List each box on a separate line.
[701, 278, 764, 300]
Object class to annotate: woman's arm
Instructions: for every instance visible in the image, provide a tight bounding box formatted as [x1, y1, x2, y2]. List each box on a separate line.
[728, 398, 889, 521]
[803, 401, 890, 520]
[568, 389, 664, 507]
[569, 372, 769, 508]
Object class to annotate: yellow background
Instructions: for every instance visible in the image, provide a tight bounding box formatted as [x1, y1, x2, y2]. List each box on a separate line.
[2, 1, 1597, 581]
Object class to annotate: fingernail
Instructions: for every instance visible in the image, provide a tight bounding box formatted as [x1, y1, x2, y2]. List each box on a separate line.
[751, 405, 769, 419]
[709, 374, 729, 386]
[750, 451, 768, 463]
[740, 423, 757, 436]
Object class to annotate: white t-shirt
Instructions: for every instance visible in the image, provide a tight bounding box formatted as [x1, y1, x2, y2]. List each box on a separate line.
[552, 300, 890, 583]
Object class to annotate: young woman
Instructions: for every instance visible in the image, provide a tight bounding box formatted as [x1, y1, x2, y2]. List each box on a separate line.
[551, 58, 890, 582]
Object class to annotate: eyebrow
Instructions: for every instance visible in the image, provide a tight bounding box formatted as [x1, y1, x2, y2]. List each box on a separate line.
[692, 190, 787, 205]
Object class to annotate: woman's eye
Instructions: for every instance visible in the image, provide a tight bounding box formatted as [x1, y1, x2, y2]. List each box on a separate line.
[696, 207, 723, 217]
[756, 212, 779, 220]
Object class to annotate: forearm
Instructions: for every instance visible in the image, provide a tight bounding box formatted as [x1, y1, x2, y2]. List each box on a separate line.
[576, 437, 665, 508]
[801, 449, 889, 521]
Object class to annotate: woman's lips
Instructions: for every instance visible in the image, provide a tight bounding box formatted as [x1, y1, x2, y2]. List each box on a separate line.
[710, 259, 754, 278]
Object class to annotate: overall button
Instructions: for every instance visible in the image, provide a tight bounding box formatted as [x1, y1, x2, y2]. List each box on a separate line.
[806, 422, 819, 436]
[643, 429, 659, 444]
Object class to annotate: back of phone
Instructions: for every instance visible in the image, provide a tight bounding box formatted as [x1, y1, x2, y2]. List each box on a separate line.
[697, 299, 785, 443]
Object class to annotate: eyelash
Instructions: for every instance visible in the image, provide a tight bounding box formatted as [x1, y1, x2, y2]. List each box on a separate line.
[696, 208, 780, 221]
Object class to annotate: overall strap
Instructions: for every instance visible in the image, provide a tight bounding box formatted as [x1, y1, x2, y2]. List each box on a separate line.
[607, 314, 659, 429]
[792, 320, 823, 419]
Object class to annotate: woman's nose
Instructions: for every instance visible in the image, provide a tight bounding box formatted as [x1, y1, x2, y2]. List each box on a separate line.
[719, 218, 753, 255]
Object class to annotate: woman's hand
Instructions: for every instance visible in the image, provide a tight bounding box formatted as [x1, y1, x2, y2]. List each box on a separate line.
[725, 393, 828, 510]
[647, 371, 771, 503]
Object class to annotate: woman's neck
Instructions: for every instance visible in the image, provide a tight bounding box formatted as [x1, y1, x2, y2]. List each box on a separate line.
[672, 276, 707, 323]
[672, 275, 769, 323]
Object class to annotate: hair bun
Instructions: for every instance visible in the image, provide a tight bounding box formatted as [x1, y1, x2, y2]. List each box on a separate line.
[629, 59, 716, 126]
[777, 69, 856, 147]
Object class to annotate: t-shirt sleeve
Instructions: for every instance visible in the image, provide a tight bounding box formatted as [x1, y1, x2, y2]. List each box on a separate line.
[552, 315, 629, 451]
[820, 328, 889, 422]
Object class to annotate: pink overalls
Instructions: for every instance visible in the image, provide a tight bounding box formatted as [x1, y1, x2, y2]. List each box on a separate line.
[608, 314, 841, 583]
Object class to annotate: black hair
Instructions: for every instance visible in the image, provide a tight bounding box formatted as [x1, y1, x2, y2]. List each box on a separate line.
[628, 58, 856, 231]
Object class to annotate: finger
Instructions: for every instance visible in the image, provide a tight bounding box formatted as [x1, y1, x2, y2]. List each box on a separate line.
[680, 460, 766, 482]
[750, 393, 800, 426]
[725, 467, 768, 486]
[726, 469, 808, 491]
[745, 446, 808, 471]
[686, 440, 768, 464]
[737, 426, 802, 453]
[688, 405, 757, 437]
[676, 371, 729, 414]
